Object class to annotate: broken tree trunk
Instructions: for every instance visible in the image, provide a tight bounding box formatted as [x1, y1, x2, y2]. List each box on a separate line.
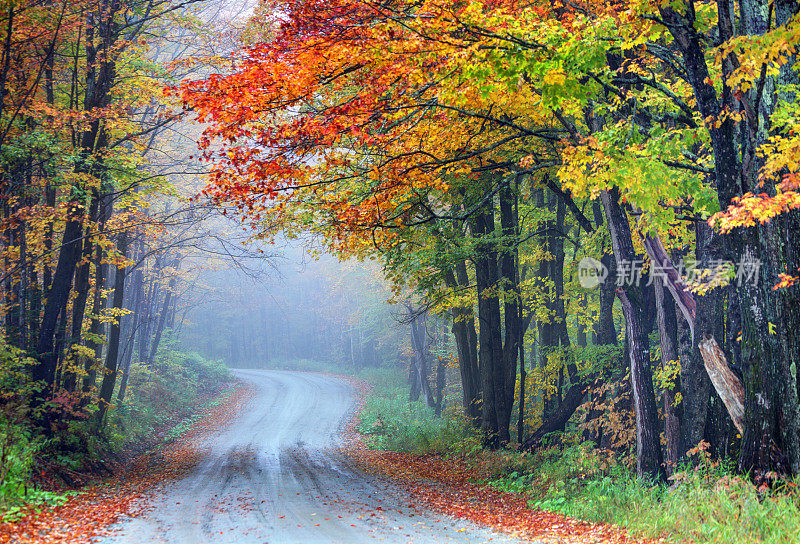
[698, 335, 744, 433]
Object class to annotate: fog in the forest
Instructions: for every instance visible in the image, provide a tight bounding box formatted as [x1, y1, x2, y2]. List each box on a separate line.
[176, 240, 406, 370]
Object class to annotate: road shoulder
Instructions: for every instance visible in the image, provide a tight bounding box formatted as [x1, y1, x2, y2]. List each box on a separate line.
[0, 381, 254, 544]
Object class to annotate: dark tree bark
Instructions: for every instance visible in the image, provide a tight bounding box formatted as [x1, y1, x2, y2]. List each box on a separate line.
[147, 258, 179, 366]
[116, 263, 142, 402]
[34, 0, 121, 392]
[602, 188, 665, 480]
[517, 321, 527, 445]
[137, 252, 163, 364]
[473, 196, 503, 446]
[435, 357, 446, 416]
[681, 221, 715, 455]
[64, 197, 100, 391]
[82, 240, 106, 397]
[524, 381, 592, 447]
[595, 252, 617, 345]
[659, 0, 800, 476]
[34, 215, 84, 387]
[444, 260, 481, 425]
[147, 283, 173, 365]
[95, 231, 128, 429]
[497, 182, 522, 443]
[537, 189, 572, 416]
[27, 265, 40, 352]
[408, 307, 435, 408]
[17, 218, 28, 350]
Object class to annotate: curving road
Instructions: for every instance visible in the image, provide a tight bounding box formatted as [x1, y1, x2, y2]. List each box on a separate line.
[104, 370, 521, 544]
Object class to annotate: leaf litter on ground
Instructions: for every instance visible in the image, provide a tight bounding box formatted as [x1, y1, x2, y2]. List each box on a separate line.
[341, 376, 672, 544]
[0, 382, 255, 544]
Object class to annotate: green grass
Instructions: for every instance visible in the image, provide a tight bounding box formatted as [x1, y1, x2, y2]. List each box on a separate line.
[219, 358, 800, 543]
[234, 358, 471, 453]
[486, 442, 800, 544]
[339, 358, 800, 544]
[0, 427, 78, 520]
[353, 366, 481, 455]
[159, 383, 236, 443]
[106, 350, 231, 450]
[232, 359, 477, 453]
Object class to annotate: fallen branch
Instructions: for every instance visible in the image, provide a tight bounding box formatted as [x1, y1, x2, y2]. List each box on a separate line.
[642, 234, 696, 335]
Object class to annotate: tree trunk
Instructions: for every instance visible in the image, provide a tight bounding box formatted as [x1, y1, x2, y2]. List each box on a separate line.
[95, 231, 128, 430]
[445, 260, 481, 425]
[497, 182, 522, 443]
[474, 198, 503, 447]
[654, 277, 682, 474]
[34, 215, 84, 388]
[602, 188, 665, 480]
[117, 261, 144, 403]
[137, 253, 162, 364]
[147, 279, 174, 365]
[435, 357, 445, 416]
[408, 308, 435, 408]
[682, 221, 715, 455]
[65, 198, 100, 391]
[660, 0, 800, 477]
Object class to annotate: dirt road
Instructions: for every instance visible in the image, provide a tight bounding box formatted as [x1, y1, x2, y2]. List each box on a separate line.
[103, 370, 521, 544]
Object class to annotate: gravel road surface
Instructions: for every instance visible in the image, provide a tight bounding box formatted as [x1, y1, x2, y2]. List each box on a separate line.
[103, 370, 522, 544]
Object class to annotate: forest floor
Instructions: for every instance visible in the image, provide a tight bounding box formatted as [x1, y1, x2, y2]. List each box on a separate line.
[0, 381, 254, 544]
[0, 370, 726, 544]
[342, 376, 670, 544]
[2, 370, 528, 544]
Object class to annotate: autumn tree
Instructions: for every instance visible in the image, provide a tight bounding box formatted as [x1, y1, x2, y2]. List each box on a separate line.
[179, 0, 800, 481]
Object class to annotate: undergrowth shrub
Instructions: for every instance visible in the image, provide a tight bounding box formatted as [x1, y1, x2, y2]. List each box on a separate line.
[0, 343, 72, 512]
[107, 348, 230, 449]
[0, 335, 230, 518]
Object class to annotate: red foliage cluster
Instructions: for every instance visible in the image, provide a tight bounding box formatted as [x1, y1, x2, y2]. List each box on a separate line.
[0, 383, 255, 544]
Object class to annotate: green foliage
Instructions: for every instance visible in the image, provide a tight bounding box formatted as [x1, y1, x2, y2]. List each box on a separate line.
[0, 342, 73, 512]
[161, 385, 236, 443]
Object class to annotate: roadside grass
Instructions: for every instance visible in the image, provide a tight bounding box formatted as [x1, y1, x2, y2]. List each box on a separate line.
[234, 359, 800, 543]
[352, 366, 481, 455]
[486, 442, 800, 544]
[343, 362, 800, 544]
[235, 359, 475, 452]
[104, 349, 231, 451]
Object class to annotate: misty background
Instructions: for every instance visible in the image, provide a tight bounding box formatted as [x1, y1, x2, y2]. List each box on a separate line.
[175, 240, 407, 370]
